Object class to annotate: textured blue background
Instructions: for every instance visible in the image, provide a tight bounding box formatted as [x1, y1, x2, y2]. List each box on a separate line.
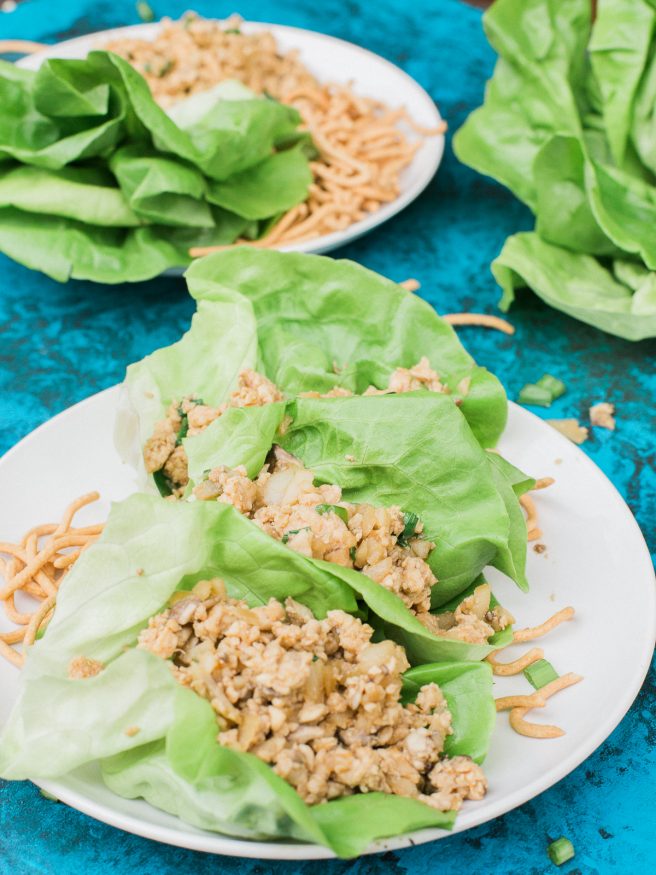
[0, 0, 654, 873]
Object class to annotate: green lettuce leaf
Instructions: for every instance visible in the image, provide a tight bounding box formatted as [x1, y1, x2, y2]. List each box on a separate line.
[493, 232, 656, 341]
[588, 0, 656, 167]
[185, 249, 508, 448]
[0, 206, 252, 284]
[455, 0, 656, 339]
[206, 143, 313, 220]
[185, 402, 287, 481]
[109, 144, 214, 228]
[0, 164, 141, 227]
[116, 293, 258, 475]
[0, 58, 127, 168]
[96, 52, 303, 181]
[277, 394, 528, 601]
[453, 0, 589, 209]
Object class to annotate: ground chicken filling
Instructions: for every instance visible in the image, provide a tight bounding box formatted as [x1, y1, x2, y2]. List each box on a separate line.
[143, 369, 283, 495]
[192, 451, 513, 644]
[138, 580, 487, 809]
[143, 358, 446, 497]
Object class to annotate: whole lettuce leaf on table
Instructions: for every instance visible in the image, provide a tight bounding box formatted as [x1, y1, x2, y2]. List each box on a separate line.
[0, 494, 495, 858]
[0, 53, 312, 281]
[453, 0, 656, 340]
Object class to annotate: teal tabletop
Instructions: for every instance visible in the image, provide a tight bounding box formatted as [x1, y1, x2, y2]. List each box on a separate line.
[0, 1, 654, 873]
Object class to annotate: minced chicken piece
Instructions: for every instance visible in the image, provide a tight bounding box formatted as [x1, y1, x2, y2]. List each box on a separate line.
[416, 584, 514, 645]
[193, 452, 436, 614]
[421, 756, 487, 812]
[589, 402, 616, 431]
[68, 656, 104, 679]
[139, 581, 486, 810]
[142, 369, 283, 495]
[306, 357, 447, 401]
[384, 356, 446, 395]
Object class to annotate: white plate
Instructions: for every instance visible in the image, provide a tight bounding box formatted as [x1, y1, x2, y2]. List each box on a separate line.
[16, 21, 444, 264]
[0, 388, 654, 859]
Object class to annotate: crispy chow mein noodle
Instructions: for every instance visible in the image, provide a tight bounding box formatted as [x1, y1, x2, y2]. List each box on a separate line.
[489, 606, 580, 739]
[486, 646, 544, 676]
[442, 313, 516, 335]
[513, 607, 575, 643]
[104, 14, 445, 254]
[0, 493, 103, 667]
[508, 674, 583, 739]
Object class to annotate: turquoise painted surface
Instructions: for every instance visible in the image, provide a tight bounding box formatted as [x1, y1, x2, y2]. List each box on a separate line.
[0, 0, 654, 872]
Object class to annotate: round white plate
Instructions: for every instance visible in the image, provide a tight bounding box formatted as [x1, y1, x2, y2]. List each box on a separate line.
[0, 388, 654, 859]
[16, 21, 444, 264]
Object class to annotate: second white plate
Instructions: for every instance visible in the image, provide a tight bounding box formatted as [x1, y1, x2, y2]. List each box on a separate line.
[17, 20, 445, 264]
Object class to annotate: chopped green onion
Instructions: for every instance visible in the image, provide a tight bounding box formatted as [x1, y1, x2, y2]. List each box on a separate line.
[523, 659, 559, 690]
[157, 59, 174, 77]
[398, 511, 419, 545]
[225, 28, 242, 34]
[349, 546, 356, 562]
[176, 414, 189, 445]
[518, 383, 553, 407]
[547, 837, 575, 866]
[281, 527, 309, 545]
[536, 374, 566, 400]
[136, 1, 155, 22]
[152, 469, 172, 497]
[315, 504, 349, 524]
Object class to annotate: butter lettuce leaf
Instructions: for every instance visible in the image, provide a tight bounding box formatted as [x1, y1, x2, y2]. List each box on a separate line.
[185, 249, 508, 448]
[455, 0, 656, 339]
[493, 232, 656, 341]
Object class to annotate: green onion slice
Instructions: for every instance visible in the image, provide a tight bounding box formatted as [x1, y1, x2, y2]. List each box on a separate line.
[523, 659, 559, 690]
[136, 2, 155, 23]
[536, 374, 566, 399]
[282, 527, 310, 545]
[547, 837, 575, 866]
[152, 469, 173, 497]
[398, 511, 419, 545]
[518, 383, 553, 407]
[315, 504, 349, 524]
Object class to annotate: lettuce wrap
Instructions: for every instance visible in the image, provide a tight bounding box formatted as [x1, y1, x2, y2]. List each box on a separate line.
[115, 252, 530, 620]
[0, 494, 496, 858]
[117, 249, 508, 464]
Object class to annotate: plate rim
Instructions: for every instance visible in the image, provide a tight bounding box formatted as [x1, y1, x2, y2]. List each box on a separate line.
[15, 19, 445, 261]
[1, 386, 654, 858]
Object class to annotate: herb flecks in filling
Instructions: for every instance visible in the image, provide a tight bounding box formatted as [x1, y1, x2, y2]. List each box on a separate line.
[195, 453, 435, 614]
[142, 369, 283, 495]
[193, 453, 513, 644]
[138, 581, 487, 810]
